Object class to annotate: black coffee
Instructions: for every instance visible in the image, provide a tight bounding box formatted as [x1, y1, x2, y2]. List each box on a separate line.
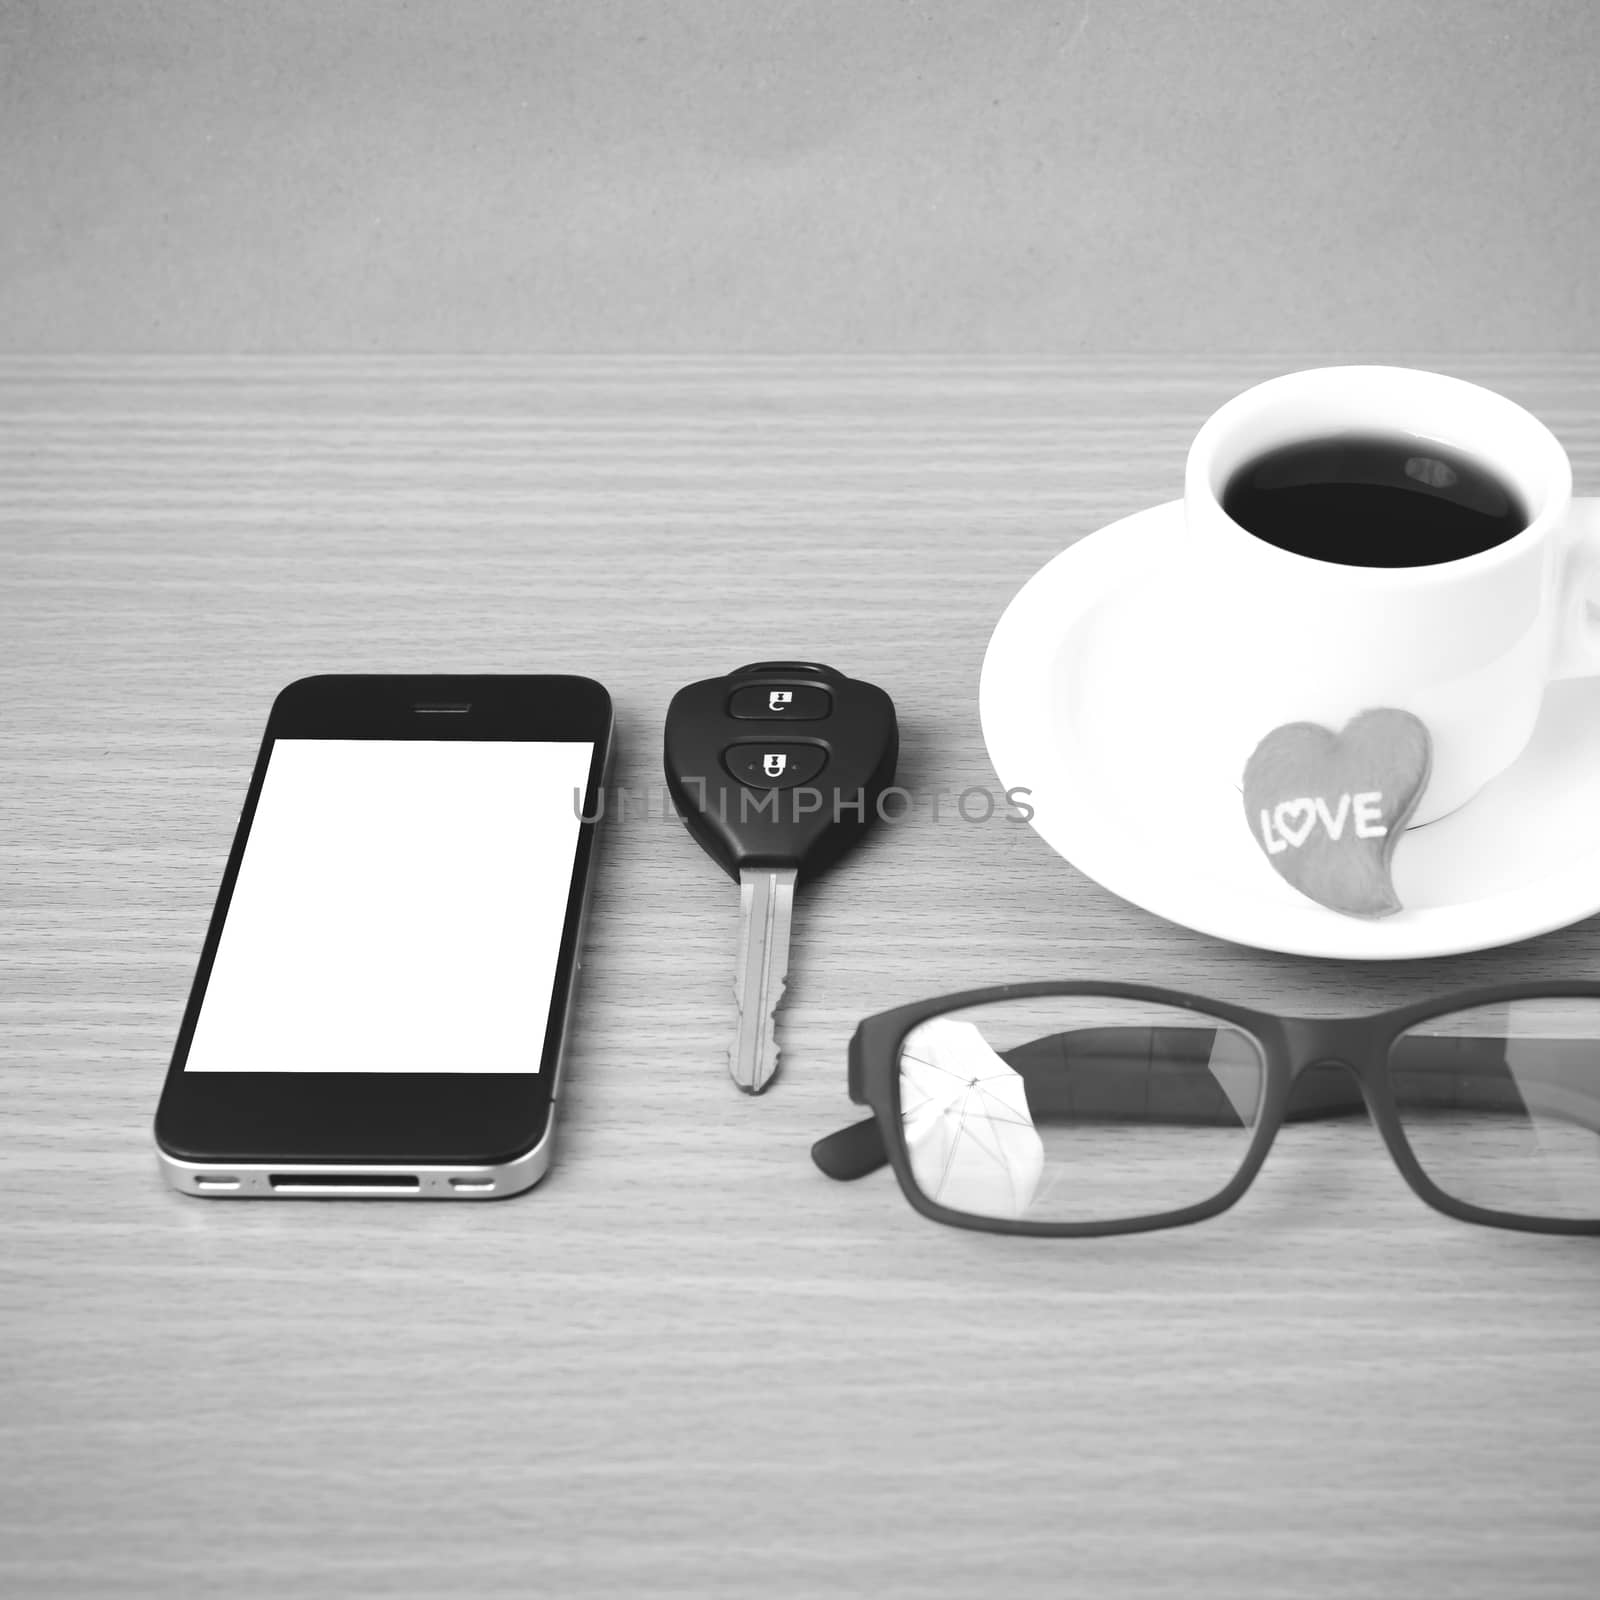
[1221, 434, 1528, 568]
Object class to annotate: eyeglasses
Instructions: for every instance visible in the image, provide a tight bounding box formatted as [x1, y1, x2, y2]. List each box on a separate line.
[811, 982, 1600, 1235]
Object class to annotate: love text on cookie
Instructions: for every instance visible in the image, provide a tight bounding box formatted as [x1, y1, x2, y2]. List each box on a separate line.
[1258, 792, 1387, 855]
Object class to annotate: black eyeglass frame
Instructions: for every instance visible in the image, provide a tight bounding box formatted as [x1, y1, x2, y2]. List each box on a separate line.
[830, 979, 1600, 1237]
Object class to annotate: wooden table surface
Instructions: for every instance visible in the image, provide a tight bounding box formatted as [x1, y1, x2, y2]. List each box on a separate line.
[4, 356, 1599, 1599]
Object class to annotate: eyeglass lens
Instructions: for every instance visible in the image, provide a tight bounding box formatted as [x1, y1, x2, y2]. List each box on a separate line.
[895, 997, 1266, 1223]
[1390, 999, 1600, 1222]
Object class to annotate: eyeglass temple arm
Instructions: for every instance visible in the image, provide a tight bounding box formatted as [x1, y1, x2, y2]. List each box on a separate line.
[810, 1029, 1599, 1183]
[811, 1116, 887, 1181]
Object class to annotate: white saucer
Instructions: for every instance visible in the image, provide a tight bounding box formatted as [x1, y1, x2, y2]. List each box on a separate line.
[980, 500, 1600, 959]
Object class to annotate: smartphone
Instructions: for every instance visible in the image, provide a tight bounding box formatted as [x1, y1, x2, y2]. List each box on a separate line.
[153, 674, 612, 1199]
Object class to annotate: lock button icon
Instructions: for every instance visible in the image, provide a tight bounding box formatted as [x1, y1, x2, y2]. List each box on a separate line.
[721, 742, 829, 790]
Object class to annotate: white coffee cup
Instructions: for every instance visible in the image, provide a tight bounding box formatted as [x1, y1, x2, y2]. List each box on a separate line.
[1181, 366, 1600, 826]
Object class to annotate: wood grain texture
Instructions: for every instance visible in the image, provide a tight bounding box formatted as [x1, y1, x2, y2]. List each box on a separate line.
[3, 357, 1600, 1599]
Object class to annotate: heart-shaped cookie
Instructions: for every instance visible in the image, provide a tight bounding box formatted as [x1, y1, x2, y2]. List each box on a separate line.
[1242, 709, 1432, 919]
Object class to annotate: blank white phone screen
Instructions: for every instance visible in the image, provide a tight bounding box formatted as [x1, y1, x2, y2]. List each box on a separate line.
[185, 739, 595, 1073]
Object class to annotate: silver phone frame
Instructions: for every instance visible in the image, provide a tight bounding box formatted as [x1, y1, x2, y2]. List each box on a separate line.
[155, 720, 609, 1201]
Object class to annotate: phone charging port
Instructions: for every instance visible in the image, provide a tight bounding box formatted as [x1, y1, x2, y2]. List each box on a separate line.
[268, 1173, 421, 1192]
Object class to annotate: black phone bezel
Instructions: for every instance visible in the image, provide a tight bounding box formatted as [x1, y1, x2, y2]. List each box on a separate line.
[153, 674, 612, 1166]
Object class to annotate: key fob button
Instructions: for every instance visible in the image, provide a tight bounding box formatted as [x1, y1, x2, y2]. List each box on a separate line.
[727, 684, 832, 721]
[722, 742, 828, 789]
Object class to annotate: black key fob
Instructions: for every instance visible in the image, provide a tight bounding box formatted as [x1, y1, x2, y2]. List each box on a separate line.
[663, 661, 899, 884]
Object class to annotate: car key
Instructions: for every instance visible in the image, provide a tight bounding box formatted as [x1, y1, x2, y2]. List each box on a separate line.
[664, 661, 898, 1093]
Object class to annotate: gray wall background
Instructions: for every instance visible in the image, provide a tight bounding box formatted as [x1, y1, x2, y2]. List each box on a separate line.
[2, 0, 1596, 353]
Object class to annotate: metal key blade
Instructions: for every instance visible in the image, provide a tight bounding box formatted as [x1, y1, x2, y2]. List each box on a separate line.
[730, 866, 797, 1093]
